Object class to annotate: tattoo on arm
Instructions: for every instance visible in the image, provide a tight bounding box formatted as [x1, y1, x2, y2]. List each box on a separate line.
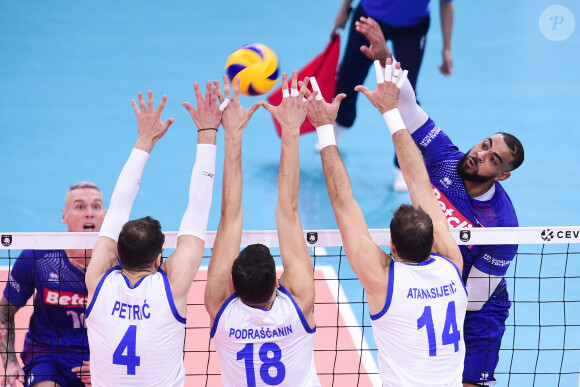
[0, 300, 20, 367]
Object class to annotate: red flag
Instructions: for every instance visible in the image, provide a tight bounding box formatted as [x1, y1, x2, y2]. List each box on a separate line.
[267, 35, 341, 137]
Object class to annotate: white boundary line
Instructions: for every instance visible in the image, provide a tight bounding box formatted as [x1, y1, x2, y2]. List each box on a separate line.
[317, 265, 381, 385]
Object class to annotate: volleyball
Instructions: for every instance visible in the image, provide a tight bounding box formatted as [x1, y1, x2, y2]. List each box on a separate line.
[225, 43, 279, 96]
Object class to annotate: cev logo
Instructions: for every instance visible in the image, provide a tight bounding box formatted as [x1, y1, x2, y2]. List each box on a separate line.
[539, 5, 575, 41]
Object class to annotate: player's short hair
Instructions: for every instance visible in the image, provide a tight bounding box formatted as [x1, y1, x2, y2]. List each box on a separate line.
[496, 132, 524, 171]
[117, 216, 165, 270]
[232, 244, 276, 305]
[390, 204, 433, 263]
[68, 181, 101, 193]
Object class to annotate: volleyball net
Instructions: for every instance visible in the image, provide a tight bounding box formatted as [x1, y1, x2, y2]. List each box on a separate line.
[1, 226, 579, 386]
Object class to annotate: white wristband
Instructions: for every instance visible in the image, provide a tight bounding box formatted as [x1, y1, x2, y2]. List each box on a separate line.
[99, 148, 149, 242]
[315, 124, 336, 150]
[383, 108, 406, 135]
[178, 144, 217, 240]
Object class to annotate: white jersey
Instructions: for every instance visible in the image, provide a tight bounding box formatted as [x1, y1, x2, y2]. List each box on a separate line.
[211, 285, 320, 386]
[371, 254, 467, 386]
[86, 266, 186, 387]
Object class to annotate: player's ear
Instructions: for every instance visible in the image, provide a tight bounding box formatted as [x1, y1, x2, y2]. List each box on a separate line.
[495, 171, 511, 182]
[389, 241, 398, 260]
[62, 209, 67, 225]
[155, 253, 162, 268]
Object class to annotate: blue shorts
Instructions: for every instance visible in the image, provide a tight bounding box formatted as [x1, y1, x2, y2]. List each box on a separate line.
[21, 349, 88, 387]
[463, 283, 511, 385]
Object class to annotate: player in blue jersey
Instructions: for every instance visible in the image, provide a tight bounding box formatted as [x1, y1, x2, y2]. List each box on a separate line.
[205, 73, 320, 386]
[355, 20, 524, 386]
[1, 181, 105, 387]
[85, 88, 217, 386]
[309, 59, 467, 385]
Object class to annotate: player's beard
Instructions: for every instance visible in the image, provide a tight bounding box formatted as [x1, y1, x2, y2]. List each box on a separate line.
[456, 154, 494, 183]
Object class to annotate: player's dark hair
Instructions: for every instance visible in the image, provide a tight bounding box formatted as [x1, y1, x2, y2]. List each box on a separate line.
[497, 132, 524, 171]
[232, 243, 276, 305]
[390, 204, 433, 263]
[117, 216, 165, 270]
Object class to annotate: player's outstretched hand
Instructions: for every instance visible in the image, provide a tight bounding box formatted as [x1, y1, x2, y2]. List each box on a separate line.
[216, 75, 261, 141]
[183, 80, 223, 131]
[262, 71, 314, 134]
[0, 359, 25, 387]
[300, 77, 346, 129]
[132, 90, 175, 153]
[356, 16, 392, 67]
[71, 360, 91, 385]
[355, 58, 408, 114]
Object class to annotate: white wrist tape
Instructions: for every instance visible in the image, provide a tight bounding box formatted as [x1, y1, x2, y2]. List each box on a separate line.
[178, 144, 217, 240]
[100, 148, 149, 242]
[383, 108, 406, 135]
[315, 124, 336, 150]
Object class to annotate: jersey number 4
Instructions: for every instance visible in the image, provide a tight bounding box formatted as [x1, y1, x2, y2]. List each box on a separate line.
[417, 301, 461, 356]
[237, 342, 285, 386]
[113, 325, 141, 375]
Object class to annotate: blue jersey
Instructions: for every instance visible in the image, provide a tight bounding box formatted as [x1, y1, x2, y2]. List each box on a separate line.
[361, 0, 452, 27]
[3, 250, 89, 354]
[411, 119, 519, 286]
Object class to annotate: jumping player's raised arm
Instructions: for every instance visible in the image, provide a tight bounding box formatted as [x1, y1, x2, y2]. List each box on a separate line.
[306, 77, 390, 316]
[263, 72, 316, 324]
[355, 59, 462, 272]
[204, 76, 261, 323]
[354, 16, 429, 133]
[160, 81, 220, 317]
[86, 91, 174, 300]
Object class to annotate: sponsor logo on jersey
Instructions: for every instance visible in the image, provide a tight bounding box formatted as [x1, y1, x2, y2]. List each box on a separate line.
[44, 289, 87, 307]
[8, 274, 20, 292]
[49, 273, 60, 282]
[306, 232, 318, 244]
[432, 185, 475, 229]
[419, 125, 441, 148]
[432, 185, 476, 249]
[439, 177, 453, 189]
[1, 235, 12, 247]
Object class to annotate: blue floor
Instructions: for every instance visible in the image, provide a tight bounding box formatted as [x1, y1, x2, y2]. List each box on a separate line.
[1, 1, 579, 385]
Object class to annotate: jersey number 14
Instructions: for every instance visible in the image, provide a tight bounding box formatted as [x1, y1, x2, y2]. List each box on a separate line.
[417, 301, 461, 356]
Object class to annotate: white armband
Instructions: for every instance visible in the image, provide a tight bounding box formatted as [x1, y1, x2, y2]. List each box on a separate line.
[178, 144, 217, 240]
[99, 148, 149, 242]
[382, 108, 406, 135]
[466, 266, 503, 311]
[315, 124, 336, 150]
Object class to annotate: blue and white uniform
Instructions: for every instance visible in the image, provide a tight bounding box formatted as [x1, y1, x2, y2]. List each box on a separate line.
[211, 285, 319, 387]
[3, 249, 89, 387]
[86, 266, 185, 387]
[371, 254, 467, 386]
[412, 119, 518, 384]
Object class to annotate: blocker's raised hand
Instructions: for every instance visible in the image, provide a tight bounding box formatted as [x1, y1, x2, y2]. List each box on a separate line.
[355, 58, 408, 114]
